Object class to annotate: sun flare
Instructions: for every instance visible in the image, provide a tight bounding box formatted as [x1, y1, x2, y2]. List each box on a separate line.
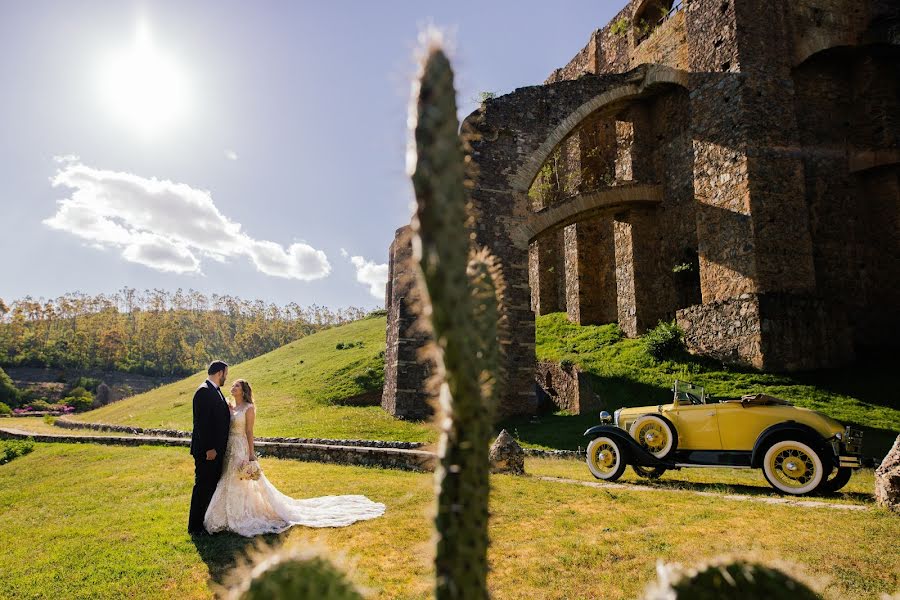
[98, 24, 189, 137]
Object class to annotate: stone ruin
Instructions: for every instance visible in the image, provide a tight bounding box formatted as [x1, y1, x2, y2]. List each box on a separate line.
[383, 0, 900, 420]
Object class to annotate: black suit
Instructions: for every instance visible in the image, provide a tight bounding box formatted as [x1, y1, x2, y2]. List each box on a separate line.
[188, 380, 231, 533]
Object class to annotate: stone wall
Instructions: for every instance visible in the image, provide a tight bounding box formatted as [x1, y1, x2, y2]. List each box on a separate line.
[54, 418, 426, 449]
[534, 361, 603, 414]
[0, 427, 436, 472]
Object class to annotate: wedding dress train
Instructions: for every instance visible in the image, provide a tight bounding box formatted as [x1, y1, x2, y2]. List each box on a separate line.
[204, 403, 385, 537]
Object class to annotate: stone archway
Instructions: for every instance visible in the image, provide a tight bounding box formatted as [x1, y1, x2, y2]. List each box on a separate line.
[459, 64, 691, 417]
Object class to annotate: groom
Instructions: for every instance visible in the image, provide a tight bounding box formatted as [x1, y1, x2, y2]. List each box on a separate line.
[188, 360, 232, 535]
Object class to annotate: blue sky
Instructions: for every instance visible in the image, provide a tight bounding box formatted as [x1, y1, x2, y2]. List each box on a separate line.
[0, 1, 617, 310]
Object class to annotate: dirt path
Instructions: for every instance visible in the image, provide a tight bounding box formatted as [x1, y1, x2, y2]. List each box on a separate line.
[535, 475, 872, 511]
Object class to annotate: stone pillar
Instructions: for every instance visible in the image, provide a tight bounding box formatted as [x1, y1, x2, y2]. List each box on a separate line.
[614, 209, 665, 337]
[529, 230, 564, 315]
[564, 217, 618, 325]
[382, 226, 432, 420]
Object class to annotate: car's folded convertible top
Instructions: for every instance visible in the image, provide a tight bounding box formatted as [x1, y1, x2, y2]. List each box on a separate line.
[721, 393, 794, 407]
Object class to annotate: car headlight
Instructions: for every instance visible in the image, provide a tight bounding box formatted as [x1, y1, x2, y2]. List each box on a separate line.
[835, 432, 843, 440]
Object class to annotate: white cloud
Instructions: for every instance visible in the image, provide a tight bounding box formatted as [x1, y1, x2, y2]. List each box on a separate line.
[44, 162, 331, 280]
[348, 254, 388, 299]
[53, 154, 80, 164]
[339, 248, 349, 258]
[224, 150, 238, 161]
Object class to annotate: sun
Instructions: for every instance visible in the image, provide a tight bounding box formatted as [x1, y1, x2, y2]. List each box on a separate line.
[99, 23, 190, 137]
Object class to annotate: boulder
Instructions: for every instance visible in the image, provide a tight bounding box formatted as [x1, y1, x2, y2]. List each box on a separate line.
[875, 434, 900, 513]
[489, 429, 525, 475]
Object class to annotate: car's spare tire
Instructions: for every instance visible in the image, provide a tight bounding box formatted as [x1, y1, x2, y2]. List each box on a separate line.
[762, 439, 825, 495]
[629, 415, 676, 459]
[586, 436, 628, 481]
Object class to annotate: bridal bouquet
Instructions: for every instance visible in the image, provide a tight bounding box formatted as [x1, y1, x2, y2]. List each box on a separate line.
[238, 460, 261, 481]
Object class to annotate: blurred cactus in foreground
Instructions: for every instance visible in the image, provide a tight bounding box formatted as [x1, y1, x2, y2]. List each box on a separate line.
[643, 558, 821, 600]
[221, 542, 364, 600]
[410, 36, 505, 600]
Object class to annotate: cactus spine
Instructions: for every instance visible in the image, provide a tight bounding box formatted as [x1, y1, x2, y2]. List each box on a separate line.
[410, 42, 505, 600]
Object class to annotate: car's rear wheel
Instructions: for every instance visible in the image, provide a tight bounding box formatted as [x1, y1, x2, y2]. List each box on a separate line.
[632, 466, 667, 479]
[586, 436, 628, 481]
[629, 415, 676, 459]
[818, 467, 853, 493]
[762, 439, 824, 495]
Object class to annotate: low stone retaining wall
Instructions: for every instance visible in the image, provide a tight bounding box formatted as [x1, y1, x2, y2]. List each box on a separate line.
[0, 427, 437, 472]
[54, 418, 426, 449]
[524, 448, 583, 459]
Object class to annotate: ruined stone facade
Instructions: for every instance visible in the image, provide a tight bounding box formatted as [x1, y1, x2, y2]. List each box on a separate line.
[381, 226, 433, 420]
[384, 0, 900, 419]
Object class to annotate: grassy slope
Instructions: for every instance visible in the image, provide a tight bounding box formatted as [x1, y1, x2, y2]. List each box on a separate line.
[77, 317, 436, 443]
[499, 313, 900, 455]
[1, 444, 897, 599]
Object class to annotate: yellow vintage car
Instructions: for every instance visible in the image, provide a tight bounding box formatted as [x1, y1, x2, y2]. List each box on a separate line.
[583, 381, 864, 495]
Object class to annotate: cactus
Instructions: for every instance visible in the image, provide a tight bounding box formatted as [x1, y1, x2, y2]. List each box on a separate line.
[644, 558, 821, 600]
[410, 40, 505, 600]
[220, 542, 364, 600]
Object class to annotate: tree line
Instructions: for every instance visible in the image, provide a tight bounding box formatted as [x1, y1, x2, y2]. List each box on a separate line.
[0, 288, 376, 376]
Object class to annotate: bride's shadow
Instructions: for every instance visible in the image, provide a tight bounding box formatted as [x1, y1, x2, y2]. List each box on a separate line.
[191, 531, 289, 592]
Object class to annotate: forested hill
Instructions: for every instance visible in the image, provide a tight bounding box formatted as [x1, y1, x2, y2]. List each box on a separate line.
[0, 289, 378, 377]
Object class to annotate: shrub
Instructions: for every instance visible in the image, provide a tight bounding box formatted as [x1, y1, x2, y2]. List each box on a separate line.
[644, 320, 685, 361]
[365, 309, 387, 319]
[43, 414, 56, 425]
[0, 439, 34, 465]
[0, 402, 11, 416]
[0, 367, 19, 406]
[71, 377, 101, 392]
[57, 386, 94, 412]
[610, 17, 629, 36]
[27, 399, 53, 412]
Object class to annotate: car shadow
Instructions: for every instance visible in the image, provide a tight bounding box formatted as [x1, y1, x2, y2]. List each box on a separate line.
[191, 530, 288, 591]
[624, 475, 874, 504]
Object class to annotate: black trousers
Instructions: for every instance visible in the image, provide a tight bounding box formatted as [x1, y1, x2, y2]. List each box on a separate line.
[188, 454, 223, 533]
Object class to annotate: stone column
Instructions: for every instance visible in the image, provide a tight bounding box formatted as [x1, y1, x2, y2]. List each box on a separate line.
[382, 226, 432, 420]
[529, 230, 564, 315]
[564, 216, 618, 325]
[614, 209, 665, 337]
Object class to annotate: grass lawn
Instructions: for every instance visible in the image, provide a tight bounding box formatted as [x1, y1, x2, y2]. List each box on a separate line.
[0, 443, 897, 599]
[76, 317, 437, 444]
[498, 313, 900, 457]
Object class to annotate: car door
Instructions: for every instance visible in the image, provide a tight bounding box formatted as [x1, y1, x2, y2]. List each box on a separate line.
[663, 402, 722, 450]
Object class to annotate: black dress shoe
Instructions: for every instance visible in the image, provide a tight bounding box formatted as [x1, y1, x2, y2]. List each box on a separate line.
[188, 529, 210, 537]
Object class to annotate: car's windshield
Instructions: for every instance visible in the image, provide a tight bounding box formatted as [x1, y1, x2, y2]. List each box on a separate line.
[673, 380, 707, 405]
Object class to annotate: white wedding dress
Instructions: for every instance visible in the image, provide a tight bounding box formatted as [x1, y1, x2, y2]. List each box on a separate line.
[204, 403, 386, 537]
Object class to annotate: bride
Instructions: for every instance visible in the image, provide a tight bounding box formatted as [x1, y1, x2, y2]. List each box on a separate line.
[204, 379, 386, 537]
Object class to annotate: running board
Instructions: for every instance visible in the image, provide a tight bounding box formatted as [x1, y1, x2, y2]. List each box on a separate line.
[673, 463, 752, 469]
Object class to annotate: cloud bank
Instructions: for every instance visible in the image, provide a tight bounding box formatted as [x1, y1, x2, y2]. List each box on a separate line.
[346, 253, 388, 300]
[44, 162, 331, 279]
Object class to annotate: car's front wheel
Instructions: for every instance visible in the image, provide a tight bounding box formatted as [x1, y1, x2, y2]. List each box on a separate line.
[586, 436, 628, 481]
[762, 439, 825, 495]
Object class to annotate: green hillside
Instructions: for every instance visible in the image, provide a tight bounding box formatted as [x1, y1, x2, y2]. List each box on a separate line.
[498, 313, 899, 455]
[77, 316, 437, 443]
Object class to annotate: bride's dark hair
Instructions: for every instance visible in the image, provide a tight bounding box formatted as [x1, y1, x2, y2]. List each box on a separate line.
[236, 379, 253, 403]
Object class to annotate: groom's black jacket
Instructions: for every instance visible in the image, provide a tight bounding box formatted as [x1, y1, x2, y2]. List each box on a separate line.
[190, 381, 231, 458]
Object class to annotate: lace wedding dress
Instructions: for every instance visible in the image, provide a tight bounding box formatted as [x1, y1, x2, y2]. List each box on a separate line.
[204, 403, 385, 537]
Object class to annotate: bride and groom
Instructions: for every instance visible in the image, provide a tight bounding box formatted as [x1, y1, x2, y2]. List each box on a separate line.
[187, 361, 385, 537]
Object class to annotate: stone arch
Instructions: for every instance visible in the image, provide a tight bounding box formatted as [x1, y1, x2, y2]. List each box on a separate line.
[458, 64, 691, 416]
[506, 64, 690, 194]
